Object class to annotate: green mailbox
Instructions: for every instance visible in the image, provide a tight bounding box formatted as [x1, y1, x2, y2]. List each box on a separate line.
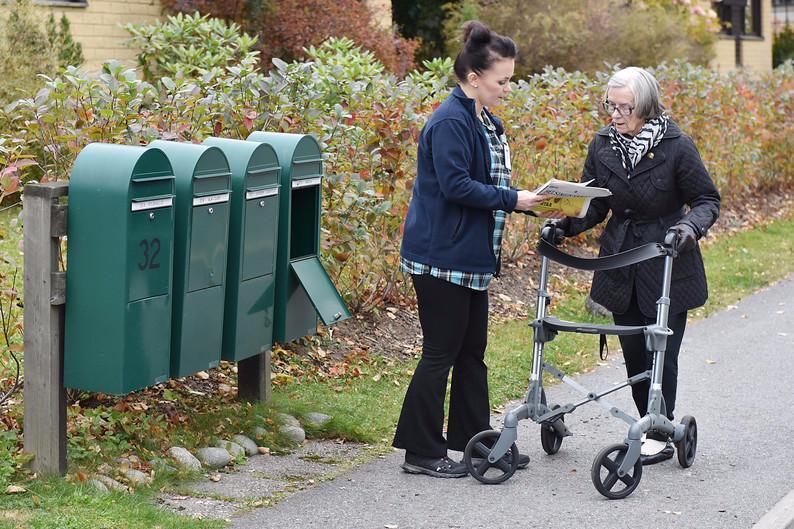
[202, 137, 280, 361]
[65, 144, 175, 394]
[149, 140, 231, 377]
[246, 131, 350, 343]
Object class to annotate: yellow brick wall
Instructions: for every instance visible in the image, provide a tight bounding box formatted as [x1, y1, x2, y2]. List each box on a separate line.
[38, 0, 162, 72]
[365, 0, 392, 29]
[711, 0, 773, 73]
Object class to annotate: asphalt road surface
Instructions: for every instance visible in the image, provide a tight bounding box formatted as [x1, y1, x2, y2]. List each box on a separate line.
[231, 273, 794, 529]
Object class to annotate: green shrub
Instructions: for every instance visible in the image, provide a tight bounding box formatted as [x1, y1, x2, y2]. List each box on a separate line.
[774, 25, 794, 68]
[161, 0, 419, 77]
[1, 30, 792, 312]
[124, 11, 259, 81]
[443, 0, 718, 76]
[0, 0, 84, 105]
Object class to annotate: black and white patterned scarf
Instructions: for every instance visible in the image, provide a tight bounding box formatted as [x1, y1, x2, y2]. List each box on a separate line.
[608, 113, 669, 177]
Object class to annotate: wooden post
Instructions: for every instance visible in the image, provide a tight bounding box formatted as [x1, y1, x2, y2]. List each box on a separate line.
[23, 181, 69, 476]
[237, 349, 271, 403]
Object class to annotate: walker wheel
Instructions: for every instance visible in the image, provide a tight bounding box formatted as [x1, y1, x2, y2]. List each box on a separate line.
[676, 415, 697, 468]
[540, 404, 564, 455]
[463, 430, 519, 485]
[591, 443, 642, 499]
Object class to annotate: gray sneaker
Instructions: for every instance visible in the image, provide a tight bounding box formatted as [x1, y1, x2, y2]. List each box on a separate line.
[401, 453, 468, 478]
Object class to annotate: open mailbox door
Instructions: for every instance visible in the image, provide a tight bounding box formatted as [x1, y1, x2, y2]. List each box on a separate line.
[289, 256, 351, 325]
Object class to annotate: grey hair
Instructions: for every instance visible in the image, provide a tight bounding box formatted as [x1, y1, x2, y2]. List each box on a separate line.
[605, 67, 665, 120]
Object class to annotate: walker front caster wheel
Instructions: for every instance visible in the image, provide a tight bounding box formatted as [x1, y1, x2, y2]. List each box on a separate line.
[676, 415, 697, 468]
[463, 430, 519, 485]
[591, 443, 642, 499]
[540, 404, 564, 455]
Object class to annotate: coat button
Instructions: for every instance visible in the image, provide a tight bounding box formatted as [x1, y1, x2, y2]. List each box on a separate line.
[623, 209, 634, 217]
[648, 152, 654, 159]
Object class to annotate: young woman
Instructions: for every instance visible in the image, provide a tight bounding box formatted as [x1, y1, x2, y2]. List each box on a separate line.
[393, 20, 553, 478]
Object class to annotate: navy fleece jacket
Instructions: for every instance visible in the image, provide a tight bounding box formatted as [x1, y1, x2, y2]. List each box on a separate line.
[400, 85, 518, 273]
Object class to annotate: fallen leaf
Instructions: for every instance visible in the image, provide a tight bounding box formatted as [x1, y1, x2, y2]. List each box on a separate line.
[372, 373, 382, 382]
[258, 446, 270, 455]
[5, 485, 26, 494]
[385, 525, 399, 529]
[705, 359, 717, 364]
[196, 371, 210, 380]
[209, 474, 221, 482]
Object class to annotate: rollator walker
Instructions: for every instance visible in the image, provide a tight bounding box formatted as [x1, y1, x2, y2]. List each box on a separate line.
[462, 223, 698, 499]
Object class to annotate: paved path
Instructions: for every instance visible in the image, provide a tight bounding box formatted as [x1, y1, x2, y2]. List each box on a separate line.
[229, 274, 794, 529]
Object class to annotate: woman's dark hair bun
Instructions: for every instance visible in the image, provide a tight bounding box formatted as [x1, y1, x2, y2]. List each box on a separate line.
[453, 20, 517, 82]
[462, 20, 491, 46]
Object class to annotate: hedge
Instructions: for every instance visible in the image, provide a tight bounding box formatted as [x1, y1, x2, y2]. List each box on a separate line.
[1, 39, 792, 312]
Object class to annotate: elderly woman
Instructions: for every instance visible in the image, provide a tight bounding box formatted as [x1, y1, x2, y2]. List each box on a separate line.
[555, 66, 720, 464]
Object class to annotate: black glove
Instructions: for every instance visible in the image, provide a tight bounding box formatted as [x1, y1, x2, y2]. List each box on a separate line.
[542, 218, 569, 246]
[672, 223, 697, 253]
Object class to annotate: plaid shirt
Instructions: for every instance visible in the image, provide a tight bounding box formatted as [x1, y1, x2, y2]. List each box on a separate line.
[401, 110, 511, 291]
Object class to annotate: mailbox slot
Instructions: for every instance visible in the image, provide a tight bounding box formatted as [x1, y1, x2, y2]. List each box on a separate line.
[289, 183, 320, 260]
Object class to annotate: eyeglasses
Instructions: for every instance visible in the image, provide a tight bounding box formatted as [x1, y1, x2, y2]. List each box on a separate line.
[603, 100, 635, 117]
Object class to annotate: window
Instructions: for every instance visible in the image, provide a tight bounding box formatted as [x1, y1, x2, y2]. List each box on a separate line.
[714, 0, 762, 37]
[35, 0, 88, 6]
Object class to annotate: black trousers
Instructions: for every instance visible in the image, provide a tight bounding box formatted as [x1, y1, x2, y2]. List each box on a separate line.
[612, 289, 687, 420]
[392, 274, 491, 457]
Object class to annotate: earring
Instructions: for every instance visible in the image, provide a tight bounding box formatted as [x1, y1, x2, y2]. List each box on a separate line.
[473, 84, 478, 88]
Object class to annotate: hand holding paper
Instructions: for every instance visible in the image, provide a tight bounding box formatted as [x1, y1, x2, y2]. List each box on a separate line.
[530, 178, 611, 218]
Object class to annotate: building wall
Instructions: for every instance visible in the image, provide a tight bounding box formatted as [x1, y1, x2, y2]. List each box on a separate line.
[773, 2, 794, 34]
[711, 0, 774, 72]
[30, 0, 162, 72]
[366, 0, 392, 29]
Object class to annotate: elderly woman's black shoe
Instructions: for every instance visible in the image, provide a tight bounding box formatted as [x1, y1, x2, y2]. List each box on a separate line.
[641, 442, 674, 465]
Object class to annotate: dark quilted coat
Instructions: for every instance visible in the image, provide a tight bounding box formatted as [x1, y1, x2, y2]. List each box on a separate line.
[565, 121, 721, 317]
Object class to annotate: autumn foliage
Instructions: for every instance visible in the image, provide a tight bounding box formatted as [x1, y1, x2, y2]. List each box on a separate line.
[160, 0, 419, 76]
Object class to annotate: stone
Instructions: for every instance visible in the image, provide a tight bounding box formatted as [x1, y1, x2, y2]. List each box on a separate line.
[87, 479, 108, 494]
[167, 446, 202, 472]
[196, 447, 232, 469]
[123, 469, 150, 486]
[252, 426, 269, 440]
[231, 434, 259, 456]
[93, 474, 128, 492]
[304, 412, 332, 428]
[217, 440, 246, 459]
[276, 413, 301, 428]
[280, 425, 306, 445]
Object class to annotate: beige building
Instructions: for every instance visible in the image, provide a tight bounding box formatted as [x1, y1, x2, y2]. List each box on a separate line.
[711, 0, 774, 72]
[21, 0, 161, 71]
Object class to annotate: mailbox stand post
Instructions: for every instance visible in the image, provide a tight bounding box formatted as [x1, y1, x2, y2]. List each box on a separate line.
[23, 181, 69, 476]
